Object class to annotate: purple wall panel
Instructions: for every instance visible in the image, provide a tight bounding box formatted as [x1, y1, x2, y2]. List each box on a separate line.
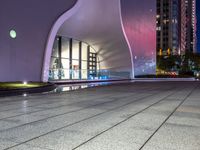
[0, 0, 77, 81]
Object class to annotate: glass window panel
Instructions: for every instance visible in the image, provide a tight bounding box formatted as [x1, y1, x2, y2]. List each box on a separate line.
[72, 40, 79, 60]
[72, 60, 79, 79]
[82, 43, 88, 61]
[61, 69, 70, 80]
[97, 62, 100, 70]
[49, 69, 59, 80]
[61, 58, 69, 69]
[61, 37, 69, 58]
[50, 57, 60, 69]
[72, 60, 79, 67]
[81, 60, 87, 79]
[50, 57, 56, 69]
[49, 70, 53, 80]
[81, 70, 87, 79]
[82, 61, 87, 69]
[51, 38, 59, 57]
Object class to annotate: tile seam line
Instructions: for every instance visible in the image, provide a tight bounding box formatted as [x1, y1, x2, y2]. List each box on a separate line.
[0, 90, 144, 111]
[0, 93, 115, 112]
[0, 94, 123, 120]
[71, 87, 181, 150]
[0, 86, 162, 130]
[0, 87, 158, 111]
[0, 92, 150, 132]
[2, 88, 174, 150]
[138, 84, 199, 150]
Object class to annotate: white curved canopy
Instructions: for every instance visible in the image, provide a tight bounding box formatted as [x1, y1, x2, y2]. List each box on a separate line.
[43, 0, 156, 81]
[57, 0, 133, 76]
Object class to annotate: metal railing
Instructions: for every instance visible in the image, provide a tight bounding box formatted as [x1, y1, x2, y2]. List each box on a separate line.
[48, 69, 130, 81]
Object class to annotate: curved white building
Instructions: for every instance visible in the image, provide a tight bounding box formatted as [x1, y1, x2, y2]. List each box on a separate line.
[0, 0, 156, 82]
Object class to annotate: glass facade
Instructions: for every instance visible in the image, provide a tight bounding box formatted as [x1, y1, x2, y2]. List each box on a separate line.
[49, 36, 99, 81]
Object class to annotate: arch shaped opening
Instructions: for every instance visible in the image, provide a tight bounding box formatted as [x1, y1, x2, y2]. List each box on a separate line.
[42, 0, 134, 82]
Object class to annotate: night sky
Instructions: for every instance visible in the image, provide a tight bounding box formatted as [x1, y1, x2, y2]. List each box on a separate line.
[197, 1, 200, 53]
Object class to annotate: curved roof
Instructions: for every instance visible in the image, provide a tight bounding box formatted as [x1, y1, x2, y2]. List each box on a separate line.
[57, 0, 133, 75]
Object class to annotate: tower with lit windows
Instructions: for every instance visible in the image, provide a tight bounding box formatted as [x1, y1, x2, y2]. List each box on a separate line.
[156, 0, 197, 56]
[156, 0, 180, 56]
[183, 0, 197, 53]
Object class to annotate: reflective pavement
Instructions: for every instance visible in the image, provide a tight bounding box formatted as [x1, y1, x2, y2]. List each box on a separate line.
[0, 81, 199, 150]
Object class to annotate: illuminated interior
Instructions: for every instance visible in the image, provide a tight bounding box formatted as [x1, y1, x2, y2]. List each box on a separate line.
[49, 36, 100, 80]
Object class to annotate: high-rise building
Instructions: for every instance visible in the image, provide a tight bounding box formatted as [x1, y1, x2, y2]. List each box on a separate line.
[184, 0, 197, 53]
[156, 0, 197, 56]
[156, 0, 180, 56]
[180, 0, 187, 55]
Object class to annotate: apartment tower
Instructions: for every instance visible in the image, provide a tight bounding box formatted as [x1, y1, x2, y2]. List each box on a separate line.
[156, 0, 196, 56]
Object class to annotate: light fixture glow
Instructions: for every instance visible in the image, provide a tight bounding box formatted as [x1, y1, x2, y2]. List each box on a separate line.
[23, 81, 27, 85]
[9, 30, 17, 39]
[23, 93, 27, 97]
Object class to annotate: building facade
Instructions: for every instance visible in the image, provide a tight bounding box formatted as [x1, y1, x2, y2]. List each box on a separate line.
[156, 0, 180, 55]
[0, 0, 156, 82]
[180, 0, 187, 54]
[184, 0, 197, 53]
[156, 0, 197, 56]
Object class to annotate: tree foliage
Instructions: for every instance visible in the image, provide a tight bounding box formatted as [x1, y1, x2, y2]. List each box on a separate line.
[157, 52, 200, 73]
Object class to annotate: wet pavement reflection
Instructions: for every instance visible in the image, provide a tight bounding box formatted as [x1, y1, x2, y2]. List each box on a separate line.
[54, 82, 118, 93]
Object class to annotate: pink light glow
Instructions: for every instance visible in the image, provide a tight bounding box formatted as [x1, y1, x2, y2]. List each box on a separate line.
[121, 0, 156, 75]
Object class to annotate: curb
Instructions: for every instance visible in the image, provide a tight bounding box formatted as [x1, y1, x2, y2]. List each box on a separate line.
[52, 79, 131, 85]
[0, 83, 57, 97]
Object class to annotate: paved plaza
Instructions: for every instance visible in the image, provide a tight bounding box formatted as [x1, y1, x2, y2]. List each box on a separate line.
[0, 81, 200, 150]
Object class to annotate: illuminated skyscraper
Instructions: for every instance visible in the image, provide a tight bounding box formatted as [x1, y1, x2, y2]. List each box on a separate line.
[183, 0, 197, 53]
[156, 0, 180, 55]
[156, 0, 197, 56]
[180, 0, 187, 55]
